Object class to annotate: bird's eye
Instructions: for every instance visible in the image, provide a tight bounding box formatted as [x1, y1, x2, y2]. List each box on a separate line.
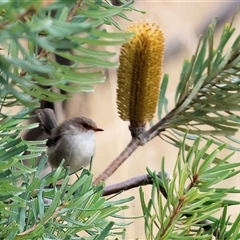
[82, 123, 89, 128]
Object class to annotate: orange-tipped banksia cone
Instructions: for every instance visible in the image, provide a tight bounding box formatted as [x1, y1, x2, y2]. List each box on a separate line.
[117, 20, 165, 137]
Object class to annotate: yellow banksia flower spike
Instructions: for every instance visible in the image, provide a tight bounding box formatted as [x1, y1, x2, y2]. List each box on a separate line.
[117, 20, 165, 136]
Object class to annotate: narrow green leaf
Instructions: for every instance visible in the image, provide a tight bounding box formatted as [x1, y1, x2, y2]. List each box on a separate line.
[94, 221, 114, 240]
[90, 28, 134, 39]
[54, 51, 119, 68]
[158, 74, 169, 119]
[0, 144, 27, 162]
[78, 7, 122, 18]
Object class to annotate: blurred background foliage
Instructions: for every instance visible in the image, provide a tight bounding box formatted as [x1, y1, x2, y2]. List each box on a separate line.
[0, 0, 136, 106]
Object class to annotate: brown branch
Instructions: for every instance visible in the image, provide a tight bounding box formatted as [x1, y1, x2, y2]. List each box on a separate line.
[161, 197, 185, 237]
[67, 0, 83, 22]
[93, 138, 140, 185]
[103, 172, 168, 198]
[103, 171, 221, 238]
[19, 171, 222, 239]
[94, 106, 177, 184]
[183, 173, 223, 237]
[95, 41, 238, 184]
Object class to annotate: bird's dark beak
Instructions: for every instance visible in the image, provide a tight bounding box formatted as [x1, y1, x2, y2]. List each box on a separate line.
[94, 127, 104, 132]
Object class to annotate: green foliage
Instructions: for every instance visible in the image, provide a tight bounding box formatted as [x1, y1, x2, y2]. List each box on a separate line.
[1, 1, 240, 239]
[147, 11, 240, 240]
[0, 155, 133, 239]
[0, 0, 135, 239]
[0, 109, 133, 239]
[140, 137, 240, 240]
[0, 0, 134, 107]
[158, 13, 240, 151]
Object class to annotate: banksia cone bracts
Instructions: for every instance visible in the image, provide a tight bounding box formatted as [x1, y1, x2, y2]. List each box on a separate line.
[117, 20, 165, 137]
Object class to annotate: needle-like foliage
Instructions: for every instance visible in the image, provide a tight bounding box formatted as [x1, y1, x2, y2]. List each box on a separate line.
[0, 0, 136, 239]
[157, 14, 240, 151]
[136, 11, 240, 240]
[140, 137, 240, 240]
[0, 0, 136, 107]
[1, 1, 240, 239]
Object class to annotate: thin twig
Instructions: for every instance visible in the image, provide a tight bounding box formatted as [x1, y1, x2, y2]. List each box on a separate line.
[103, 172, 221, 238]
[93, 138, 140, 185]
[67, 0, 83, 22]
[161, 197, 185, 237]
[27, 171, 222, 239]
[183, 172, 223, 238]
[94, 107, 176, 184]
[94, 42, 240, 184]
[103, 172, 168, 198]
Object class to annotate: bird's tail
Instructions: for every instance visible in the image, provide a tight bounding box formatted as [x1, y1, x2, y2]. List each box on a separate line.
[36, 108, 58, 135]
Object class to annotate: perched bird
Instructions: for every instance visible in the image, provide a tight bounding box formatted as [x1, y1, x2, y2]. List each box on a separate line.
[36, 108, 103, 172]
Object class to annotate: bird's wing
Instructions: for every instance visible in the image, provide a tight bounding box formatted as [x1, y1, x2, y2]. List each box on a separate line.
[36, 108, 58, 135]
[46, 123, 61, 147]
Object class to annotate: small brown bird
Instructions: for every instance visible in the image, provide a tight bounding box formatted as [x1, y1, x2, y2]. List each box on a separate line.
[36, 108, 103, 172]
